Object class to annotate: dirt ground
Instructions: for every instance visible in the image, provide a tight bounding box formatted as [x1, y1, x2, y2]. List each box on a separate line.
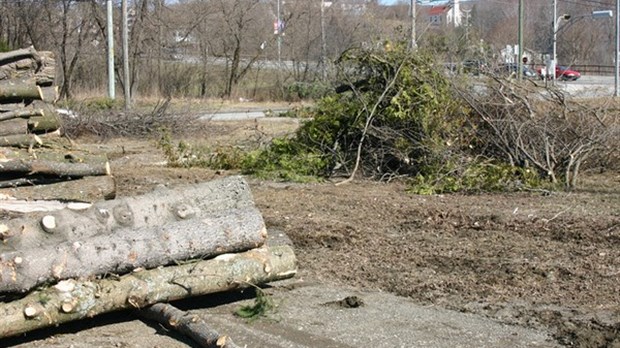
[94, 116, 620, 348]
[4, 117, 620, 347]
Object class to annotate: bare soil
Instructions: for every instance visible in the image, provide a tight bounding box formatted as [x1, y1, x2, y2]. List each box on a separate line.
[6, 117, 620, 347]
[97, 117, 620, 348]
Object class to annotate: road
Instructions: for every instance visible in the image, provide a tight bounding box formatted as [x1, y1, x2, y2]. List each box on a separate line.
[197, 75, 616, 123]
[556, 75, 617, 97]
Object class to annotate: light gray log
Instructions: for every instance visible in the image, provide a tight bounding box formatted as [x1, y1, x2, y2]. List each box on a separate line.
[0, 206, 267, 293]
[0, 245, 297, 338]
[0, 176, 256, 250]
[0, 175, 116, 202]
[0, 47, 40, 66]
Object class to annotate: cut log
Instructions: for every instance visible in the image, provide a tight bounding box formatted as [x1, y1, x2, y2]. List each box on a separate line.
[0, 108, 44, 122]
[0, 176, 255, 250]
[27, 100, 61, 133]
[39, 85, 58, 103]
[0, 58, 38, 81]
[0, 52, 55, 87]
[138, 303, 242, 348]
[0, 118, 28, 136]
[0, 199, 82, 214]
[0, 133, 41, 148]
[0, 157, 110, 177]
[0, 205, 267, 293]
[0, 103, 26, 112]
[0, 244, 297, 338]
[0, 46, 40, 66]
[0, 78, 42, 101]
[0, 147, 109, 166]
[0, 175, 115, 202]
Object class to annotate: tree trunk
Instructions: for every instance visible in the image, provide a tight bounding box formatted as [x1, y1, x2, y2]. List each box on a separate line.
[0, 158, 110, 177]
[27, 100, 61, 133]
[0, 118, 28, 135]
[0, 108, 44, 122]
[0, 46, 40, 66]
[0, 133, 41, 148]
[0, 175, 256, 250]
[0, 78, 42, 101]
[0, 205, 267, 293]
[138, 303, 242, 348]
[0, 245, 297, 338]
[0, 174, 115, 202]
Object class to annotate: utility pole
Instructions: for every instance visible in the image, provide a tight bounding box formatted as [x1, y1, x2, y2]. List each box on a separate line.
[517, 0, 524, 80]
[106, 0, 115, 99]
[122, 0, 130, 110]
[552, 0, 558, 85]
[321, 0, 327, 79]
[277, 0, 282, 68]
[410, 0, 417, 50]
[614, 0, 620, 97]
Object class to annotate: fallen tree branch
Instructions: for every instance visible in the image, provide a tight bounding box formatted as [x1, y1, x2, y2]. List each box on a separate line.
[138, 303, 242, 348]
[0, 244, 297, 338]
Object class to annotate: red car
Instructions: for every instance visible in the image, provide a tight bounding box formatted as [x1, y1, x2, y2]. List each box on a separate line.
[537, 66, 581, 81]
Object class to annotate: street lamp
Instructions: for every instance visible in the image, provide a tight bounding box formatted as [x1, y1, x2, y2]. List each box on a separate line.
[551, 10, 612, 85]
[552, 13, 570, 84]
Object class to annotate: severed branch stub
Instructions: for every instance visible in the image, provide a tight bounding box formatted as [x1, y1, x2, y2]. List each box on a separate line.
[138, 303, 242, 348]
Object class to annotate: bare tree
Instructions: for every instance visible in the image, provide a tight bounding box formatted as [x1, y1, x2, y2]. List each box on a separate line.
[43, 0, 97, 99]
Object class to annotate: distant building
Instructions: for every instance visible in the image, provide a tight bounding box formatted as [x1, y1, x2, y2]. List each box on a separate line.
[420, 0, 465, 28]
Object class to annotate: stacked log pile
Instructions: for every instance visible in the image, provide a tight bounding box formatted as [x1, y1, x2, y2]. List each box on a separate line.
[0, 176, 297, 346]
[0, 47, 114, 202]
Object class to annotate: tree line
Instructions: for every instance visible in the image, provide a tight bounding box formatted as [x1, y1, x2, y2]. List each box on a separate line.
[0, 0, 614, 100]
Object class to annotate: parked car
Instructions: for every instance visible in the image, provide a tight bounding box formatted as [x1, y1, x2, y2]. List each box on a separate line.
[537, 66, 581, 81]
[498, 63, 537, 78]
[462, 59, 488, 76]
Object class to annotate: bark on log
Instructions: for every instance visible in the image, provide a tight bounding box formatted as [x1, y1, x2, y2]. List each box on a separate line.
[27, 100, 61, 133]
[138, 303, 242, 348]
[0, 47, 40, 66]
[0, 53, 55, 87]
[0, 108, 44, 122]
[0, 206, 267, 293]
[0, 158, 110, 176]
[39, 85, 58, 103]
[0, 118, 28, 136]
[0, 134, 41, 148]
[0, 245, 297, 338]
[0, 79, 42, 101]
[0, 176, 255, 250]
[0, 103, 26, 112]
[0, 147, 109, 166]
[0, 175, 115, 202]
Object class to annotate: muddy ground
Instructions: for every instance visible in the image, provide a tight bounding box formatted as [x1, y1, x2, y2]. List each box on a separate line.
[4, 117, 620, 347]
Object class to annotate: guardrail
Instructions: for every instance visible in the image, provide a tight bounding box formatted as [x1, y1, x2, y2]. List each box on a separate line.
[526, 64, 615, 76]
[571, 65, 615, 76]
